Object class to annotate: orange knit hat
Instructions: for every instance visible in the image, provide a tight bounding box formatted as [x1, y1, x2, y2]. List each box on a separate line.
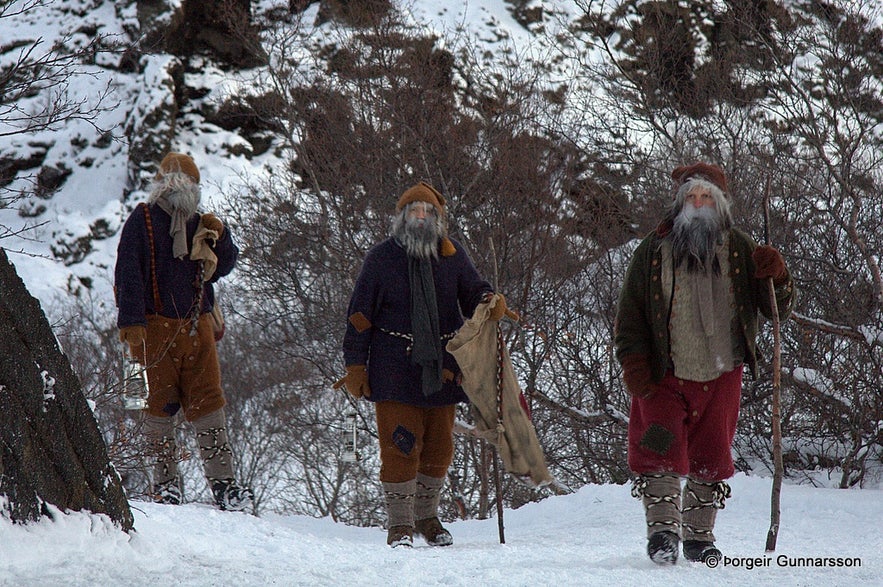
[157, 152, 200, 184]
[396, 181, 446, 216]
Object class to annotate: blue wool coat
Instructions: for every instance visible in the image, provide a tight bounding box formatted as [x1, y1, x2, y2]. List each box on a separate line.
[115, 203, 238, 328]
[343, 237, 493, 407]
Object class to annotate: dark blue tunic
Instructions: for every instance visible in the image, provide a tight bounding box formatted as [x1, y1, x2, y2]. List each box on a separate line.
[343, 237, 492, 407]
[115, 203, 238, 328]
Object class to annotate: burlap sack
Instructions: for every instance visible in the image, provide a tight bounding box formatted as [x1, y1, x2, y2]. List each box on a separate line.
[446, 296, 553, 487]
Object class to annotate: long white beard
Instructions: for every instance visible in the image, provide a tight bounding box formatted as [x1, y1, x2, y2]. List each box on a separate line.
[670, 204, 724, 274]
[393, 214, 441, 260]
[148, 175, 201, 218]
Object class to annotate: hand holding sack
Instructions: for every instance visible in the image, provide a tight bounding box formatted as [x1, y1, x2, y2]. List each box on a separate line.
[333, 364, 371, 398]
[487, 293, 520, 322]
[119, 325, 147, 364]
[752, 245, 787, 285]
[620, 354, 656, 399]
[201, 213, 224, 240]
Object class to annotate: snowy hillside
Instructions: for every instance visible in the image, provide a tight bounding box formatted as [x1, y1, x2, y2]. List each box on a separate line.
[1, 474, 879, 586]
[0, 0, 574, 307]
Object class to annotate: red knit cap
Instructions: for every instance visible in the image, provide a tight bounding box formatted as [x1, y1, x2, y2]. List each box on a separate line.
[157, 152, 200, 184]
[671, 162, 727, 194]
[396, 181, 446, 216]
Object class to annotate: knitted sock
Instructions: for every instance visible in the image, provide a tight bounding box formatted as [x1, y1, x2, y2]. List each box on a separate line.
[633, 473, 682, 538]
[682, 478, 731, 542]
[414, 473, 445, 521]
[383, 479, 416, 528]
[142, 413, 178, 485]
[193, 408, 235, 482]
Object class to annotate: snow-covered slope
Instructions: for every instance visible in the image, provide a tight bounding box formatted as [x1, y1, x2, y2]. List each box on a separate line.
[1, 474, 879, 586]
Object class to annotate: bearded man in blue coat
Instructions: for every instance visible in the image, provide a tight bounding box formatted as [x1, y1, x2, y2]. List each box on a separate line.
[115, 152, 252, 512]
[338, 181, 513, 547]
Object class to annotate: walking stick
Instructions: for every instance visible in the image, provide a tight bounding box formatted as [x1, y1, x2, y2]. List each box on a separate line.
[763, 181, 785, 552]
[489, 238, 506, 544]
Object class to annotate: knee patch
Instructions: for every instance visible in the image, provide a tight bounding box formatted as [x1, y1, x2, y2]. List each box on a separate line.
[640, 423, 675, 455]
[392, 425, 416, 455]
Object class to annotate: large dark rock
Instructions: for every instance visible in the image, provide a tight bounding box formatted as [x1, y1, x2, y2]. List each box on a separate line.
[139, 0, 266, 68]
[0, 247, 134, 531]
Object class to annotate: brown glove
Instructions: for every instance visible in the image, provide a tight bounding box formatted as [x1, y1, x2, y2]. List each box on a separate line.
[332, 365, 371, 399]
[119, 325, 147, 364]
[487, 293, 520, 322]
[201, 213, 224, 239]
[620, 354, 656, 399]
[752, 245, 787, 284]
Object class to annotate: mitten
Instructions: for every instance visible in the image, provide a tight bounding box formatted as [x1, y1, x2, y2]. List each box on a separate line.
[201, 213, 224, 239]
[332, 365, 371, 399]
[119, 325, 147, 364]
[620, 354, 656, 399]
[487, 293, 520, 322]
[752, 245, 787, 284]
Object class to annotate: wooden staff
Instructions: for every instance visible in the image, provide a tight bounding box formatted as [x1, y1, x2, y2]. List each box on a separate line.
[763, 180, 785, 552]
[488, 238, 506, 544]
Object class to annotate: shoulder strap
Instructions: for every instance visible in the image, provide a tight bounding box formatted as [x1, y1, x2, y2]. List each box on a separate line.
[140, 203, 163, 313]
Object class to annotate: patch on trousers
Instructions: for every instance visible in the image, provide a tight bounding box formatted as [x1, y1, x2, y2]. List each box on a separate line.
[391, 424, 416, 455]
[162, 402, 181, 416]
[639, 423, 675, 455]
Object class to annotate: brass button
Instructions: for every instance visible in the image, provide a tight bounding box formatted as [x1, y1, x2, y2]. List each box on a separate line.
[692, 410, 699, 417]
[703, 385, 709, 391]
[678, 380, 684, 386]
[734, 268, 740, 274]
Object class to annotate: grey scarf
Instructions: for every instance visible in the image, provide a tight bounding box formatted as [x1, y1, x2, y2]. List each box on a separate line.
[155, 197, 191, 259]
[409, 255, 443, 396]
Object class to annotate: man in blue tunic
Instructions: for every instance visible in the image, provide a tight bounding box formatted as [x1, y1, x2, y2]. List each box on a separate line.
[115, 152, 252, 512]
[338, 181, 513, 547]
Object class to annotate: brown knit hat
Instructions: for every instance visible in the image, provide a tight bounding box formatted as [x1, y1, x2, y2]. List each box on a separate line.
[157, 152, 200, 184]
[396, 181, 446, 216]
[671, 162, 727, 195]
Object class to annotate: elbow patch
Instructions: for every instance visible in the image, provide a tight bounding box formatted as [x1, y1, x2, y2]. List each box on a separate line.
[349, 312, 372, 333]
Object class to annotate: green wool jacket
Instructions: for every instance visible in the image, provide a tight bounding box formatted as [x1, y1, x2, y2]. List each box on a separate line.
[614, 226, 795, 382]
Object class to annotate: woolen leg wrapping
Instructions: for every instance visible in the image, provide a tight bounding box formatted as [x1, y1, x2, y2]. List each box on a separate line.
[640, 474, 682, 538]
[193, 407, 234, 482]
[383, 479, 416, 528]
[142, 413, 178, 484]
[414, 473, 445, 520]
[682, 478, 727, 542]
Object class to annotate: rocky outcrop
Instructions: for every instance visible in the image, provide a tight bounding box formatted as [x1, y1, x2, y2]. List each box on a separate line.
[0, 247, 134, 531]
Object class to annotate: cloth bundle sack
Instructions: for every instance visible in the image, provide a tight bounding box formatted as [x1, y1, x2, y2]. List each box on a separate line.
[446, 297, 553, 487]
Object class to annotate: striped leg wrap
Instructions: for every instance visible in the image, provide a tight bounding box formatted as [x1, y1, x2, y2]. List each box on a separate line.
[682, 478, 731, 542]
[632, 474, 682, 538]
[383, 479, 416, 528]
[194, 409, 235, 483]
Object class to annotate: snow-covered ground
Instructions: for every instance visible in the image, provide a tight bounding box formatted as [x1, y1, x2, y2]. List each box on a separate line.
[1, 474, 878, 586]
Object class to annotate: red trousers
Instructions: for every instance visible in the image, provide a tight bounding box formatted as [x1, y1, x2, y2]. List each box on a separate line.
[627, 366, 742, 481]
